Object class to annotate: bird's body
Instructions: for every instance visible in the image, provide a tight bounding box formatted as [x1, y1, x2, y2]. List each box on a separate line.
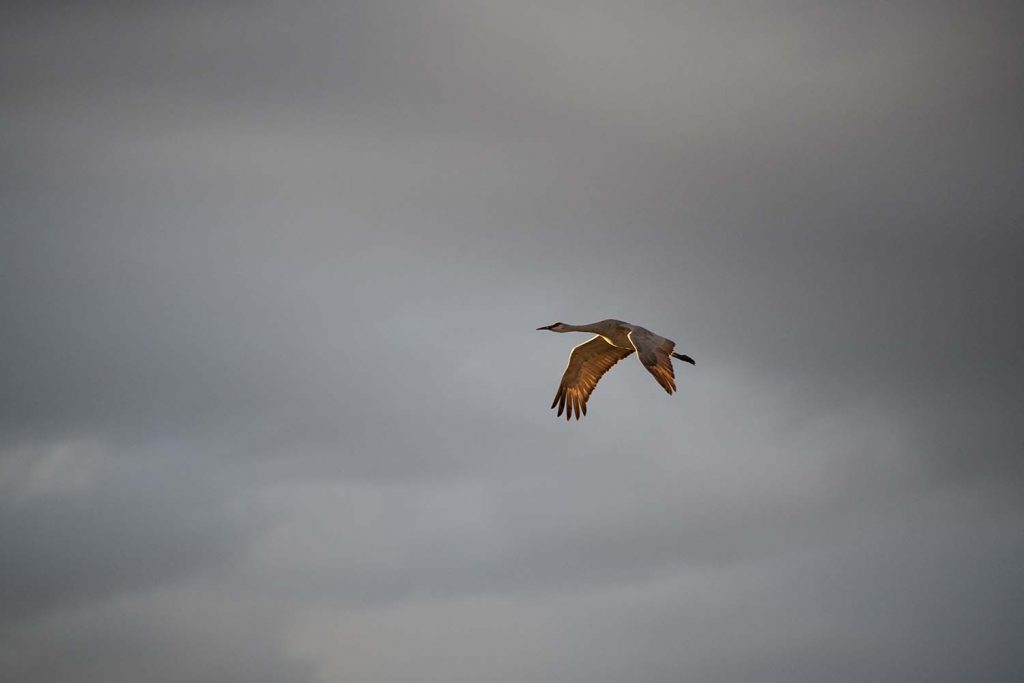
[537, 319, 695, 420]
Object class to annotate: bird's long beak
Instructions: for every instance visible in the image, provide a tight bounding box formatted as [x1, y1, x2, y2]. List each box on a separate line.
[537, 325, 554, 330]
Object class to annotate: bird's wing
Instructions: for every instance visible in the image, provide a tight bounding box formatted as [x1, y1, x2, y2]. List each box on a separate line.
[627, 328, 678, 395]
[551, 336, 634, 420]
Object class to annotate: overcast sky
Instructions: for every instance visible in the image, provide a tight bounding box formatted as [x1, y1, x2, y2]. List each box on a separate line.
[2, 2, 1023, 681]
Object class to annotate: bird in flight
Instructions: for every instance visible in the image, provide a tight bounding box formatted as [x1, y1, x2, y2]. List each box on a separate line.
[537, 319, 695, 420]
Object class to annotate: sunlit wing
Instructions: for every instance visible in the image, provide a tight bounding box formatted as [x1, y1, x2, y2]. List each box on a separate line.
[627, 328, 678, 395]
[551, 336, 634, 420]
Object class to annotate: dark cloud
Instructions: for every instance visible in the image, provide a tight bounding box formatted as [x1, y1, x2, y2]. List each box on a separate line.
[2, 1, 1022, 681]
[0, 586, 315, 683]
[0, 443, 256, 622]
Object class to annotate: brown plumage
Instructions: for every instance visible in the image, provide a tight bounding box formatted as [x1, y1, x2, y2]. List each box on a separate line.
[551, 337, 634, 420]
[537, 319, 695, 420]
[627, 327, 679, 395]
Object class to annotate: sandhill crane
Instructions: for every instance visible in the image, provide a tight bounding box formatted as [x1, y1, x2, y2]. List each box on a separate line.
[537, 319, 695, 420]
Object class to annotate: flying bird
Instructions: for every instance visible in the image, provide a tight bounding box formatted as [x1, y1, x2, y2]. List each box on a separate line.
[537, 319, 695, 420]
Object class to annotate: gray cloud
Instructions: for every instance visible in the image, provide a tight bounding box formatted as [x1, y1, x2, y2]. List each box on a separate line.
[0, 585, 315, 683]
[2, 1, 1022, 681]
[0, 441, 257, 622]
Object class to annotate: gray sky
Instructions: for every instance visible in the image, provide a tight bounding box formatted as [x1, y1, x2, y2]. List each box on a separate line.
[2, 2, 1023, 681]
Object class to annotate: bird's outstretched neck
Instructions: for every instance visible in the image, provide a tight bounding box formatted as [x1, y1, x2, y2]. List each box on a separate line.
[537, 320, 618, 334]
[561, 323, 603, 333]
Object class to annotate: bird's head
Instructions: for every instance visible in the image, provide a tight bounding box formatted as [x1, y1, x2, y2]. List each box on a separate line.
[536, 322, 567, 332]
